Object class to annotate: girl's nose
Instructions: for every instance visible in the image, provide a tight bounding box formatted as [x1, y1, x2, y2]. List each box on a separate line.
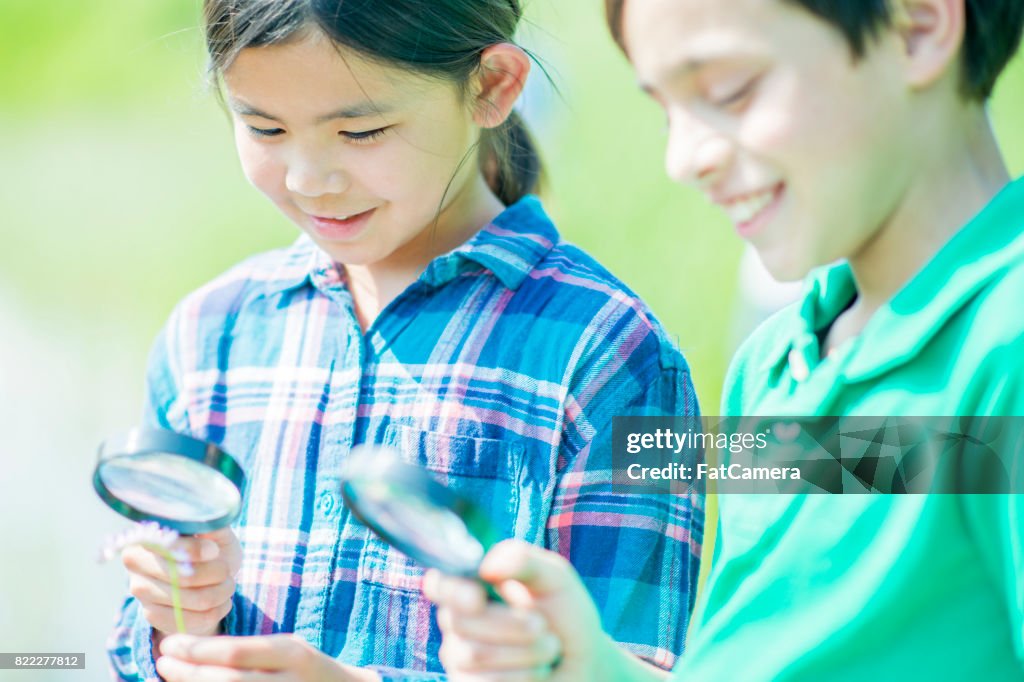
[285, 155, 349, 198]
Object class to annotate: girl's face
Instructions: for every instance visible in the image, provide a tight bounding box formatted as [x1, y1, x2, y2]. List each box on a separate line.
[622, 0, 916, 281]
[222, 31, 492, 270]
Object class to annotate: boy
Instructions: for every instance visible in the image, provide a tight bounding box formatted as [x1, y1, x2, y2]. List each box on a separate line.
[422, 0, 1024, 679]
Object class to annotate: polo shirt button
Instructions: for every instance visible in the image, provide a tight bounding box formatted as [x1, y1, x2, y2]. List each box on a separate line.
[318, 491, 336, 515]
[789, 349, 810, 382]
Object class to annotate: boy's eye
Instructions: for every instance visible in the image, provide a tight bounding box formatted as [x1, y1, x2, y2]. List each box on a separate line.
[710, 76, 760, 110]
[246, 125, 285, 138]
[341, 127, 389, 143]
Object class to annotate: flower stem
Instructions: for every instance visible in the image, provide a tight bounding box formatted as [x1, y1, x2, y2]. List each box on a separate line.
[145, 544, 187, 634]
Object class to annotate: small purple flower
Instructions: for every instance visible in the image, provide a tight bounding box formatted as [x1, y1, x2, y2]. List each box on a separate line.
[98, 521, 194, 576]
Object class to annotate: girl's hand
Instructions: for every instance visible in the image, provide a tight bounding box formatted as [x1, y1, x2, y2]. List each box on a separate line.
[422, 540, 616, 682]
[121, 527, 242, 638]
[156, 634, 381, 681]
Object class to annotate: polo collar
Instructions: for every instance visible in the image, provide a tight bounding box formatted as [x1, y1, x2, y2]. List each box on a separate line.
[765, 177, 1024, 383]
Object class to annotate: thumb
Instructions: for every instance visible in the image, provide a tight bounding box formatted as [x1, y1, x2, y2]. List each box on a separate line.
[197, 527, 237, 547]
[479, 540, 605, 670]
[479, 540, 578, 598]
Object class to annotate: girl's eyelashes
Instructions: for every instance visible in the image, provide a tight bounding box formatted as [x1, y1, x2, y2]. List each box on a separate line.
[243, 124, 390, 143]
[340, 126, 389, 143]
[246, 125, 285, 137]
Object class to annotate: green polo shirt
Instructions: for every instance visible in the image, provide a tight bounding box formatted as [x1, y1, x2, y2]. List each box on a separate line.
[674, 178, 1024, 680]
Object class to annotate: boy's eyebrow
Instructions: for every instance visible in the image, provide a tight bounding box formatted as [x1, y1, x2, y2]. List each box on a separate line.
[636, 57, 710, 93]
[228, 98, 395, 123]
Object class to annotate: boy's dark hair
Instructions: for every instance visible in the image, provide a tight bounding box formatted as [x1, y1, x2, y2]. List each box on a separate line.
[203, 0, 541, 206]
[605, 0, 1024, 100]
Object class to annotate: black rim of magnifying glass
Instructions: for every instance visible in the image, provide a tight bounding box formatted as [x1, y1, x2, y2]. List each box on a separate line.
[93, 428, 246, 535]
[340, 455, 500, 579]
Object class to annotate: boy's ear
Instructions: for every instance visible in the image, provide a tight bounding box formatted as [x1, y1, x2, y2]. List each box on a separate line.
[471, 43, 531, 129]
[891, 0, 965, 90]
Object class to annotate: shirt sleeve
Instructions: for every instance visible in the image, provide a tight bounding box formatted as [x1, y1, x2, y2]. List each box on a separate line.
[106, 322, 189, 682]
[547, 307, 704, 671]
[961, 342, 1024, 668]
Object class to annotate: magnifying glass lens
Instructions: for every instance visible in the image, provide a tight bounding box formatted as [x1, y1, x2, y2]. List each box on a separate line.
[94, 429, 246, 534]
[99, 452, 241, 522]
[354, 480, 485, 572]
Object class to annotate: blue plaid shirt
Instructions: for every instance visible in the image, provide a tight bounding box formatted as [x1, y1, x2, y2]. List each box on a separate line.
[107, 196, 704, 680]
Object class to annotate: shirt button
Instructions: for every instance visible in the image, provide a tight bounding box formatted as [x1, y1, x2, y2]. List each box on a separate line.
[789, 349, 809, 382]
[318, 491, 336, 516]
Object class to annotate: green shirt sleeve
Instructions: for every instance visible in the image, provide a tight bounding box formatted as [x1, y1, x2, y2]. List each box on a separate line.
[960, 334, 1024, 666]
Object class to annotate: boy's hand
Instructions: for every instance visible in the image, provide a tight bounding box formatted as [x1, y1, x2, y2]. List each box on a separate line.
[121, 527, 242, 638]
[423, 540, 614, 682]
[156, 633, 381, 681]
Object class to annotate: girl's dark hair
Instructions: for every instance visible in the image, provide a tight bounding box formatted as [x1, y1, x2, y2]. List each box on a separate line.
[604, 0, 1024, 100]
[203, 0, 541, 206]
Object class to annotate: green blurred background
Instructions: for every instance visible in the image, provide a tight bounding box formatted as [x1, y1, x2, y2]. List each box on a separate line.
[1, 1, 1021, 679]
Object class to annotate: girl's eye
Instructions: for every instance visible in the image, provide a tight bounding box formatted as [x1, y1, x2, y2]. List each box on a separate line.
[246, 125, 285, 138]
[341, 127, 389, 143]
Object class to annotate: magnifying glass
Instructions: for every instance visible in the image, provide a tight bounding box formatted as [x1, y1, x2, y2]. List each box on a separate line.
[93, 428, 246, 534]
[340, 446, 504, 596]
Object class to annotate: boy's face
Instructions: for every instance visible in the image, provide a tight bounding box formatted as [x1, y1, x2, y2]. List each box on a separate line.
[222, 31, 484, 270]
[622, 0, 918, 281]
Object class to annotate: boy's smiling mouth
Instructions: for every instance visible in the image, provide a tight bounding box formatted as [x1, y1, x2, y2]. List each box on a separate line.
[715, 182, 785, 236]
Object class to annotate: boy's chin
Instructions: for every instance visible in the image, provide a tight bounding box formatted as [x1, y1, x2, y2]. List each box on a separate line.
[755, 248, 812, 285]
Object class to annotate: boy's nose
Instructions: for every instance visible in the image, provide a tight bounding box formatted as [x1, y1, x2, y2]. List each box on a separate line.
[664, 116, 731, 190]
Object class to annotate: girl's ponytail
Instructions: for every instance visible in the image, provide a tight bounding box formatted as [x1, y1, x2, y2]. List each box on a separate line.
[480, 109, 542, 206]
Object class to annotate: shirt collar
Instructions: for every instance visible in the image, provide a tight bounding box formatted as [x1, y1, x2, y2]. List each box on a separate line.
[419, 194, 558, 290]
[262, 194, 558, 297]
[763, 176, 1024, 382]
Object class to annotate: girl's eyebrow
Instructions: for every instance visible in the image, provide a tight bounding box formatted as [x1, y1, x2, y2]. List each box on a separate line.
[228, 98, 396, 123]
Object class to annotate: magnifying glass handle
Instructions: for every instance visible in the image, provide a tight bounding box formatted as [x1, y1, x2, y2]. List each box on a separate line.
[483, 581, 505, 603]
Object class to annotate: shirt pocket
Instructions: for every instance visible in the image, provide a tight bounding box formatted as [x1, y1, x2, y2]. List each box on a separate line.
[354, 424, 525, 591]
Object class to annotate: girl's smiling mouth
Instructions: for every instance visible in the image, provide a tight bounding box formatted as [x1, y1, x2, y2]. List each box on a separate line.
[308, 207, 377, 240]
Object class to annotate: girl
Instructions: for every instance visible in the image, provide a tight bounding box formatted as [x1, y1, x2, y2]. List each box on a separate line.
[107, 1, 704, 680]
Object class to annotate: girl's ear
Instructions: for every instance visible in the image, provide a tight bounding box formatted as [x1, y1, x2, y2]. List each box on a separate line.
[471, 43, 531, 128]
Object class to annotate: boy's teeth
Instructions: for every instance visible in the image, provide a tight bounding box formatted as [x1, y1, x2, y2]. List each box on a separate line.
[726, 188, 776, 224]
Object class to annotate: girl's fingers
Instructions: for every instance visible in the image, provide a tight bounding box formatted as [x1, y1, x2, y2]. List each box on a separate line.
[437, 604, 548, 646]
[142, 599, 232, 637]
[129, 572, 236, 612]
[439, 631, 562, 673]
[155, 657, 277, 682]
[196, 529, 243, 575]
[122, 545, 231, 587]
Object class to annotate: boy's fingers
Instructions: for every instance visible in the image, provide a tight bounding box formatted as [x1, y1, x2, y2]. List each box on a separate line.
[437, 604, 548, 646]
[440, 632, 561, 673]
[479, 541, 576, 598]
[423, 572, 487, 615]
